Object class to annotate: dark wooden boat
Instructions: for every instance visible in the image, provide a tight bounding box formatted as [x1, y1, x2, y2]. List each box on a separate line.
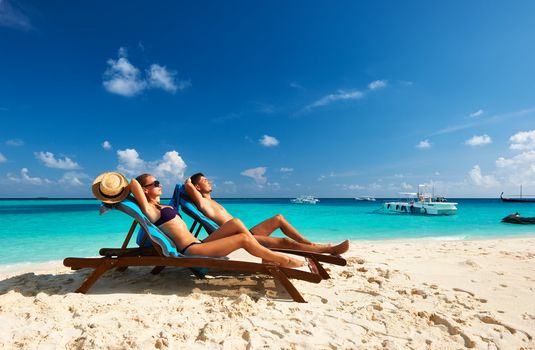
[502, 213, 535, 224]
[500, 185, 535, 202]
[500, 192, 535, 203]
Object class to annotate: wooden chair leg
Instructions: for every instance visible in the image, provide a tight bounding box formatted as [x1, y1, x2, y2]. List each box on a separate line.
[265, 266, 306, 303]
[307, 256, 330, 279]
[151, 266, 165, 275]
[75, 259, 116, 294]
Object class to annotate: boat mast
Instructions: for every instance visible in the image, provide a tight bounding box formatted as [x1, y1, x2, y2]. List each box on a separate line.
[520, 184, 523, 199]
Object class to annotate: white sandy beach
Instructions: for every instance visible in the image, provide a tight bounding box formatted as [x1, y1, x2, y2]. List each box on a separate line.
[0, 237, 534, 349]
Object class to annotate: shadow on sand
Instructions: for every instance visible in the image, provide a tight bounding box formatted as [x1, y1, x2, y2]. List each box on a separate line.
[0, 266, 290, 301]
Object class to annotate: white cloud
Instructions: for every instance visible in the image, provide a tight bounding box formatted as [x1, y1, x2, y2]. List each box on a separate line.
[465, 141, 535, 190]
[469, 165, 499, 187]
[401, 182, 413, 190]
[0, 0, 32, 31]
[416, 139, 431, 149]
[153, 151, 187, 180]
[368, 80, 387, 90]
[259, 135, 279, 147]
[147, 64, 190, 93]
[346, 184, 365, 190]
[240, 167, 267, 185]
[0, 152, 6, 163]
[267, 181, 280, 190]
[103, 48, 189, 97]
[465, 134, 492, 146]
[102, 140, 112, 150]
[58, 172, 90, 187]
[116, 148, 187, 184]
[509, 130, 535, 150]
[496, 150, 535, 169]
[280, 167, 294, 173]
[117, 149, 145, 175]
[118, 46, 128, 57]
[305, 90, 363, 111]
[290, 82, 303, 89]
[433, 107, 535, 136]
[5, 138, 23, 146]
[369, 182, 382, 190]
[255, 103, 275, 114]
[469, 109, 484, 118]
[318, 170, 360, 181]
[495, 150, 535, 186]
[7, 168, 51, 185]
[103, 52, 147, 97]
[219, 180, 237, 194]
[35, 151, 81, 170]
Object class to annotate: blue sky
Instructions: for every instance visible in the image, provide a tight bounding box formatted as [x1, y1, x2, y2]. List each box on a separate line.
[1, 1, 535, 198]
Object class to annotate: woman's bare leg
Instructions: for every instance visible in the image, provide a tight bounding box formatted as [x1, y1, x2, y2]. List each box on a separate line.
[249, 214, 313, 244]
[254, 236, 349, 255]
[202, 218, 251, 243]
[186, 232, 304, 268]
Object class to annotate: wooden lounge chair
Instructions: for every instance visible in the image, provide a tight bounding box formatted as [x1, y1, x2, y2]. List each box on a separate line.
[171, 184, 347, 272]
[63, 196, 323, 302]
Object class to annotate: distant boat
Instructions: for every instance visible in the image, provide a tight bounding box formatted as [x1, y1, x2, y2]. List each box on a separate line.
[355, 196, 376, 201]
[290, 195, 319, 204]
[500, 185, 535, 203]
[382, 185, 457, 215]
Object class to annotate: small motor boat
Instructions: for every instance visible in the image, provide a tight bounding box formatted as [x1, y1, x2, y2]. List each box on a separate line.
[501, 212, 535, 224]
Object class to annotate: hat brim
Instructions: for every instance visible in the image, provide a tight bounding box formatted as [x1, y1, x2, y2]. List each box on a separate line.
[92, 182, 131, 204]
[91, 172, 131, 204]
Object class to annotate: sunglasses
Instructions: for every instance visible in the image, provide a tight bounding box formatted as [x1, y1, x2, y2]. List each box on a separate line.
[143, 180, 161, 188]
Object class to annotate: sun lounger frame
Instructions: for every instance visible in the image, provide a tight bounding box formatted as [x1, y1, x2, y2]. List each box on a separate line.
[63, 201, 323, 302]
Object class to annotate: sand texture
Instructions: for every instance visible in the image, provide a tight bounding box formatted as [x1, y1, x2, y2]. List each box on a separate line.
[0, 237, 534, 349]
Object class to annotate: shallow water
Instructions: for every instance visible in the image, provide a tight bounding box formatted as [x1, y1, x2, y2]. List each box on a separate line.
[1, 198, 534, 265]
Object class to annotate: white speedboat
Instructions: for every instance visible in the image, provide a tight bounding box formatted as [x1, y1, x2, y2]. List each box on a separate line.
[383, 186, 457, 215]
[355, 196, 376, 201]
[290, 195, 320, 204]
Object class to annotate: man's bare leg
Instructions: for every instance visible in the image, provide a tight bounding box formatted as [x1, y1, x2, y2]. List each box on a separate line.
[254, 235, 349, 255]
[249, 214, 313, 244]
[187, 232, 304, 268]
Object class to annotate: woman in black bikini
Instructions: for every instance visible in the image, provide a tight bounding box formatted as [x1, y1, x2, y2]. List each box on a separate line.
[130, 174, 304, 268]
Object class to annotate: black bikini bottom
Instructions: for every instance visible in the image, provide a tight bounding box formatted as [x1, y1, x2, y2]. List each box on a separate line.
[180, 241, 202, 254]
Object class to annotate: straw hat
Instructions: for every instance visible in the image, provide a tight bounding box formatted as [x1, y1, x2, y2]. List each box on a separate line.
[92, 172, 130, 203]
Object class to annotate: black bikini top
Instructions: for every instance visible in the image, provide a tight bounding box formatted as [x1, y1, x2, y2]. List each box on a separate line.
[153, 206, 179, 226]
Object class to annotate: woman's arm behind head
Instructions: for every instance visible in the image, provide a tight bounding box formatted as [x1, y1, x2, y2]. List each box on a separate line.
[130, 178, 152, 215]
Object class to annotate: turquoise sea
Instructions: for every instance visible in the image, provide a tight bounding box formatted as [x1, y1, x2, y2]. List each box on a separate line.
[1, 198, 535, 266]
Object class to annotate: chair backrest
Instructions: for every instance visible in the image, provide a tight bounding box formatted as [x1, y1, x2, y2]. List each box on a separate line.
[170, 184, 219, 235]
[105, 196, 183, 257]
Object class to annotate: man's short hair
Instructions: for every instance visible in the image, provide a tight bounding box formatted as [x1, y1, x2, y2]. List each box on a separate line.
[190, 172, 205, 186]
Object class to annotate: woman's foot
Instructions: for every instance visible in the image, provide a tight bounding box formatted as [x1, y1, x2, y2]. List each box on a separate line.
[262, 257, 303, 268]
[329, 240, 349, 255]
[283, 256, 304, 268]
